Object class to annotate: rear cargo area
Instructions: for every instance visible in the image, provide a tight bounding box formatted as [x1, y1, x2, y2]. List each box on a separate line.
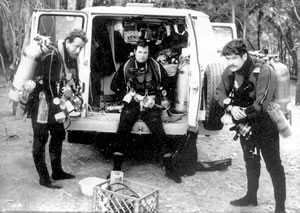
[81, 15, 191, 134]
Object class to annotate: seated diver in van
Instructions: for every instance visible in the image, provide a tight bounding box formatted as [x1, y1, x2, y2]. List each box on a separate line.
[109, 38, 182, 183]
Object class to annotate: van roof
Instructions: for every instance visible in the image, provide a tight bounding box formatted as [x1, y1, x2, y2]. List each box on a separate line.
[81, 6, 209, 18]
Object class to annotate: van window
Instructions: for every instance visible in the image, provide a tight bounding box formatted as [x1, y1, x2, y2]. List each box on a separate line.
[212, 26, 235, 53]
[38, 15, 84, 43]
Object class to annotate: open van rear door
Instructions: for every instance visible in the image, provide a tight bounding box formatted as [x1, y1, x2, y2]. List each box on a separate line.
[30, 10, 89, 102]
[186, 13, 220, 130]
[198, 23, 237, 133]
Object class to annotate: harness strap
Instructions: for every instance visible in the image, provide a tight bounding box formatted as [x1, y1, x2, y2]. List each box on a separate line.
[123, 57, 162, 92]
[252, 66, 261, 81]
[57, 40, 68, 79]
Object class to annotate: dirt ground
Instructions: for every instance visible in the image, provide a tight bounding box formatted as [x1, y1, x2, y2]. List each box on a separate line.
[0, 73, 299, 213]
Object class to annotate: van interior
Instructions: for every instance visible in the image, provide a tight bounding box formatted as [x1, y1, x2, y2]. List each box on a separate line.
[89, 15, 189, 115]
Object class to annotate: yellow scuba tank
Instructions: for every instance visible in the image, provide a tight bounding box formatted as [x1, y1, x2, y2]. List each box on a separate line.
[8, 36, 52, 102]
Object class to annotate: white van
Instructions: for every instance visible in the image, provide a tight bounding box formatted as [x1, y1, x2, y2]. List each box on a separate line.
[18, 3, 236, 143]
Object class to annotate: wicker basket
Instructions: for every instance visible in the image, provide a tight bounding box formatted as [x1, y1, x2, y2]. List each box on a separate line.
[93, 179, 159, 213]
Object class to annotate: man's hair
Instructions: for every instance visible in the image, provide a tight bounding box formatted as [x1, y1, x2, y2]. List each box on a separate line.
[135, 39, 149, 49]
[221, 39, 248, 57]
[65, 29, 88, 43]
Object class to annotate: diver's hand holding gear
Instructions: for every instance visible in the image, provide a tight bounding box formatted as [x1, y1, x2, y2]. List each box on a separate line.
[122, 88, 136, 104]
[231, 106, 246, 121]
[143, 95, 155, 109]
[132, 91, 155, 111]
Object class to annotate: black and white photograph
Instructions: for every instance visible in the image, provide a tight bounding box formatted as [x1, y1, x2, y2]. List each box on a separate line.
[0, 0, 299, 212]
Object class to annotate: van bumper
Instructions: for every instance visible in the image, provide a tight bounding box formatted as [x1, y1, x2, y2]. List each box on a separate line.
[67, 112, 189, 135]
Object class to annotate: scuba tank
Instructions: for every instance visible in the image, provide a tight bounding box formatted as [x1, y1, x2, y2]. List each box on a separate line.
[37, 91, 49, 124]
[270, 61, 291, 113]
[8, 36, 52, 102]
[175, 57, 189, 113]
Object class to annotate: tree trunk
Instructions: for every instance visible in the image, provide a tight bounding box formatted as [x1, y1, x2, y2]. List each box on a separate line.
[56, 0, 60, 9]
[67, 0, 77, 10]
[1, 0, 16, 65]
[257, 10, 263, 50]
[296, 48, 300, 105]
[230, 0, 235, 24]
[243, 0, 247, 39]
[0, 17, 9, 62]
[85, 0, 94, 7]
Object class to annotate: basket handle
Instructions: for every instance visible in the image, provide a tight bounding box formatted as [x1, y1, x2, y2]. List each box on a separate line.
[107, 182, 140, 198]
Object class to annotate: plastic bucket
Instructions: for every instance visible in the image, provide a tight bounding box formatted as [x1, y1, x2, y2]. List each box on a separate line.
[79, 177, 106, 197]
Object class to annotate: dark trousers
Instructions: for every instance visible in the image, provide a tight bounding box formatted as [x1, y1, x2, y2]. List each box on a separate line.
[90, 72, 102, 107]
[240, 113, 286, 209]
[31, 116, 66, 184]
[114, 101, 167, 158]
